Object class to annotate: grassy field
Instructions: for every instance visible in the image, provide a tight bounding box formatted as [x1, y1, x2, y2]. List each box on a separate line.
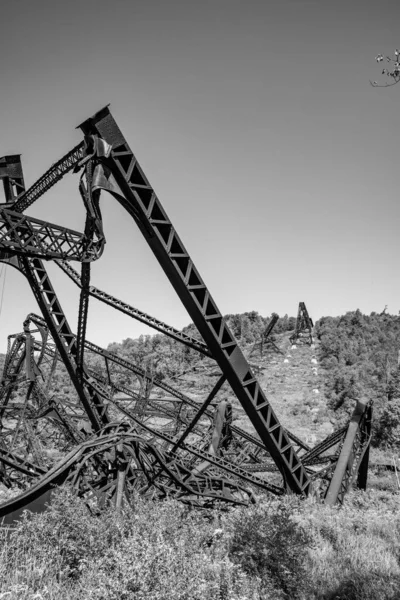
[1, 486, 400, 600]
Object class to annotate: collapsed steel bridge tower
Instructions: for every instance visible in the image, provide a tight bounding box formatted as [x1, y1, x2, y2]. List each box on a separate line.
[290, 302, 314, 346]
[0, 107, 372, 523]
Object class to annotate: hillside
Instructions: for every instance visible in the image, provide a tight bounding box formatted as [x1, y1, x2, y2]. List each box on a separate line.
[148, 329, 330, 447]
[102, 309, 400, 453]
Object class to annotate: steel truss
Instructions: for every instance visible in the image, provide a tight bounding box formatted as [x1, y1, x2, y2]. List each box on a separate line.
[0, 107, 372, 522]
[290, 302, 314, 345]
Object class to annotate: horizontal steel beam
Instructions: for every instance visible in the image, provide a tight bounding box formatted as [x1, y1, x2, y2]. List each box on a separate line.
[0, 208, 102, 262]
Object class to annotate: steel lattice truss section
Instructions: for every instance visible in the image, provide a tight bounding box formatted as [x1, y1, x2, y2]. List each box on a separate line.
[11, 143, 85, 213]
[0, 106, 373, 521]
[0, 208, 103, 262]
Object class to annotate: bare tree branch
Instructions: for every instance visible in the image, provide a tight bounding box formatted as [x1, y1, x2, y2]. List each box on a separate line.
[372, 49, 400, 87]
[370, 78, 400, 88]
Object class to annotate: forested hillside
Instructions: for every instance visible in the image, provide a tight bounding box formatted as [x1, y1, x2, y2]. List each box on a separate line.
[102, 309, 400, 449]
[315, 310, 400, 446]
[105, 311, 296, 380]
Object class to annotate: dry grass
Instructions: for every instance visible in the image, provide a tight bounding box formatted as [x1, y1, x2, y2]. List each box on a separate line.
[298, 490, 400, 599]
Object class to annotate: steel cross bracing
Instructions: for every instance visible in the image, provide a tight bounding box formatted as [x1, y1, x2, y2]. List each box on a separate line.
[300, 427, 347, 465]
[77, 106, 310, 495]
[55, 259, 211, 357]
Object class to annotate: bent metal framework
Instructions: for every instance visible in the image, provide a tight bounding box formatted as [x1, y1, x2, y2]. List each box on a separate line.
[0, 107, 372, 524]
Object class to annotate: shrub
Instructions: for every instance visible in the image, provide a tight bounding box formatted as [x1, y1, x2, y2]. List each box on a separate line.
[3, 486, 400, 599]
[373, 400, 400, 447]
[0, 487, 257, 600]
[227, 496, 313, 599]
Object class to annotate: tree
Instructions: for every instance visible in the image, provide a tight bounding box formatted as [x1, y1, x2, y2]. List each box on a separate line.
[371, 48, 400, 87]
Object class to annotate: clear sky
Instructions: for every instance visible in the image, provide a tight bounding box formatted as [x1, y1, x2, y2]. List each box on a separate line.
[0, 0, 399, 352]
